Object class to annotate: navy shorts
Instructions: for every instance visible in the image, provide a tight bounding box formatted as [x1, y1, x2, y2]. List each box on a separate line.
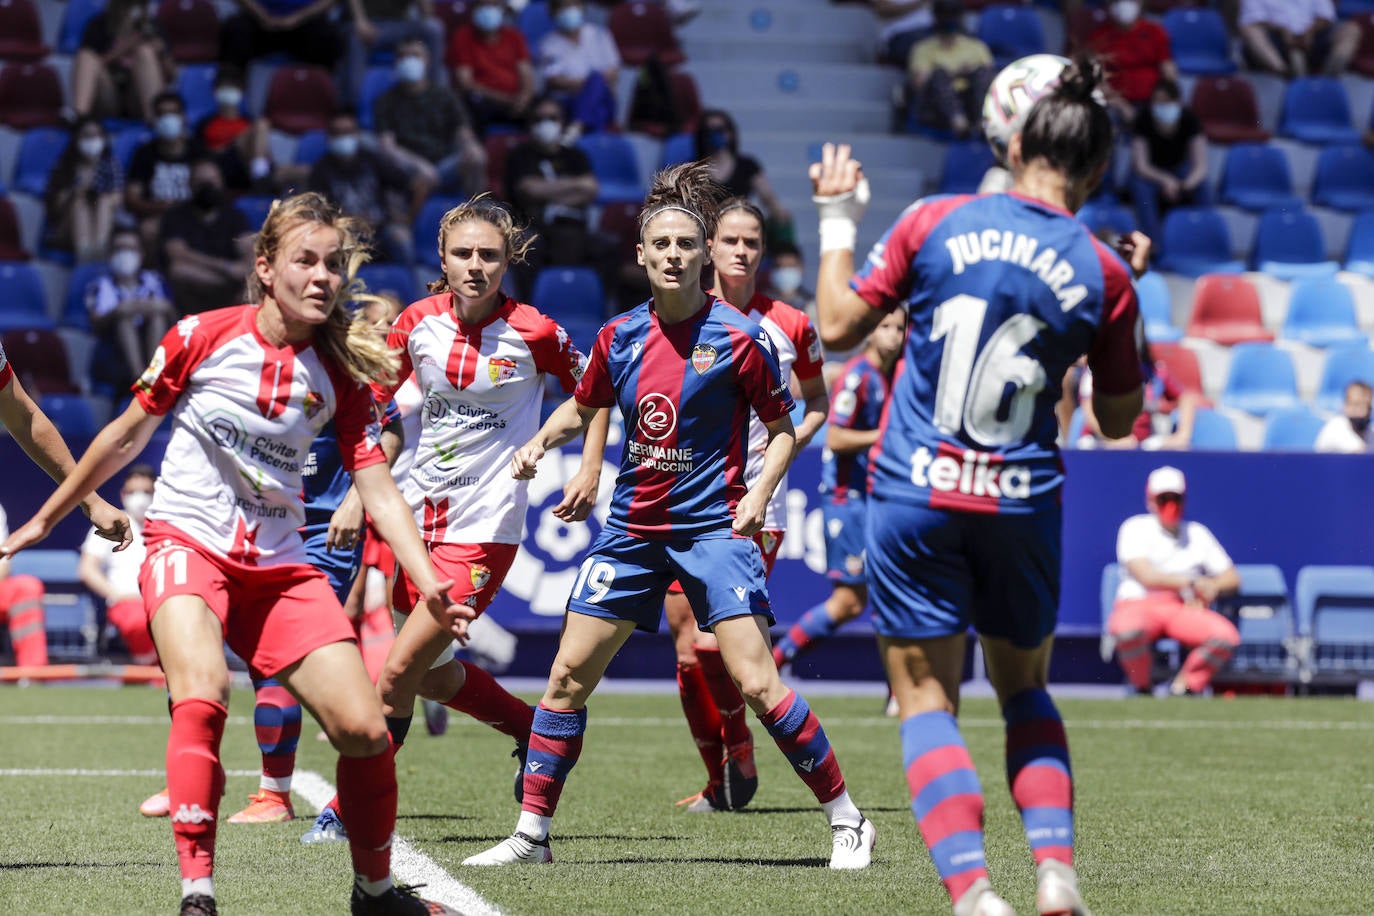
[865, 497, 1061, 648]
[567, 530, 774, 634]
[304, 530, 364, 605]
[823, 499, 868, 586]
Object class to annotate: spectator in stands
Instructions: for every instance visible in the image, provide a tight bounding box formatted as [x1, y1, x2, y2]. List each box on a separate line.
[449, 0, 536, 133]
[1239, 0, 1359, 78]
[1075, 354, 1200, 450]
[308, 111, 424, 265]
[695, 109, 792, 245]
[1315, 380, 1373, 453]
[0, 499, 47, 668]
[1087, 0, 1177, 120]
[868, 0, 934, 67]
[71, 0, 173, 124]
[1128, 78, 1208, 248]
[342, 0, 445, 107]
[538, 0, 621, 133]
[903, 0, 994, 139]
[43, 117, 123, 263]
[375, 38, 488, 198]
[125, 91, 200, 249]
[1107, 466, 1241, 696]
[194, 66, 273, 193]
[764, 242, 816, 322]
[219, 0, 344, 70]
[78, 465, 158, 665]
[86, 226, 178, 394]
[158, 157, 251, 313]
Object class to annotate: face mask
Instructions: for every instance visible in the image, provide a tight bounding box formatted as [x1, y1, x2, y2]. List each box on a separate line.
[215, 86, 243, 110]
[771, 266, 803, 293]
[1110, 0, 1139, 25]
[1152, 102, 1181, 126]
[396, 56, 426, 83]
[329, 134, 360, 158]
[473, 5, 504, 31]
[1351, 414, 1371, 434]
[121, 490, 152, 518]
[155, 113, 183, 140]
[1156, 498, 1183, 527]
[192, 183, 223, 211]
[531, 118, 562, 146]
[556, 7, 584, 32]
[705, 129, 731, 153]
[78, 137, 105, 159]
[110, 249, 141, 277]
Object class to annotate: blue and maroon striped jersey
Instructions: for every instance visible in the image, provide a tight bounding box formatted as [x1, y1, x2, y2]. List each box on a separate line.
[575, 297, 795, 539]
[820, 353, 890, 502]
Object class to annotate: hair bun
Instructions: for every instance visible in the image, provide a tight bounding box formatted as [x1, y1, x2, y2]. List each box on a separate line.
[1055, 54, 1105, 105]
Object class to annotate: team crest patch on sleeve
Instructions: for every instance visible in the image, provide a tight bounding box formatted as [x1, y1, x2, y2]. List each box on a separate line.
[136, 345, 168, 391]
[488, 357, 518, 385]
[302, 390, 325, 420]
[470, 564, 492, 590]
[691, 344, 718, 374]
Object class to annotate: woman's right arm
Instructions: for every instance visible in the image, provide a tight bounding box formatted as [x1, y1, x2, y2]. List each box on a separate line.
[511, 397, 599, 480]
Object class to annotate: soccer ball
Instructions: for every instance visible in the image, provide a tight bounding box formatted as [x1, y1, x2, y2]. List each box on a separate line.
[982, 53, 1071, 165]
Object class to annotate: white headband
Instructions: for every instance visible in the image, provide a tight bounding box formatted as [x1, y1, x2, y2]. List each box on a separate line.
[643, 204, 706, 234]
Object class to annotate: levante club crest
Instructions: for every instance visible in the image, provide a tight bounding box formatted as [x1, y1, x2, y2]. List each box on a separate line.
[691, 344, 717, 374]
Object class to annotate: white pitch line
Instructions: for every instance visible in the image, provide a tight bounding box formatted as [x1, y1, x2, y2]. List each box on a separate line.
[293, 770, 502, 916]
[0, 768, 259, 777]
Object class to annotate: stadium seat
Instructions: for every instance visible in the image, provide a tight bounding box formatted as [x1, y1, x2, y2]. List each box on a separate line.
[575, 134, 644, 204]
[1296, 565, 1374, 681]
[432, 0, 471, 37]
[264, 66, 337, 134]
[176, 63, 219, 128]
[0, 261, 51, 331]
[1278, 78, 1360, 144]
[1217, 144, 1301, 212]
[1352, 12, 1374, 77]
[57, 0, 104, 55]
[111, 124, 152, 170]
[1149, 341, 1204, 394]
[37, 392, 97, 437]
[1261, 406, 1326, 451]
[1076, 200, 1137, 238]
[517, 1, 554, 51]
[1, 328, 75, 391]
[357, 65, 397, 131]
[609, 2, 686, 68]
[531, 266, 606, 327]
[630, 69, 703, 137]
[1215, 564, 1295, 678]
[61, 261, 108, 331]
[1162, 8, 1236, 75]
[483, 130, 525, 196]
[1314, 343, 1374, 411]
[977, 5, 1047, 67]
[938, 139, 997, 195]
[412, 195, 468, 269]
[357, 262, 422, 304]
[1156, 207, 1245, 277]
[595, 199, 642, 267]
[1220, 342, 1300, 416]
[0, 196, 28, 261]
[6, 548, 99, 660]
[1187, 406, 1238, 449]
[1251, 208, 1340, 279]
[0, 62, 64, 129]
[1064, 4, 1108, 54]
[156, 0, 220, 63]
[0, 0, 49, 61]
[293, 129, 328, 165]
[1135, 271, 1182, 343]
[1185, 274, 1273, 345]
[1189, 76, 1270, 143]
[659, 132, 695, 169]
[1343, 208, 1374, 276]
[1281, 276, 1365, 347]
[1310, 145, 1374, 212]
[232, 194, 274, 231]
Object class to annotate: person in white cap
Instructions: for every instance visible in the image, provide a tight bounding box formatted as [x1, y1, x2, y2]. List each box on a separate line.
[1107, 466, 1241, 696]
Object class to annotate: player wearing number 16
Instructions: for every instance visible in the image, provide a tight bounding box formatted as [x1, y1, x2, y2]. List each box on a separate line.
[812, 56, 1144, 916]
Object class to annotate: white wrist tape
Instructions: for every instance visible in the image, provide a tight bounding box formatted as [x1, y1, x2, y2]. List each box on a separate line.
[813, 178, 870, 254]
[818, 217, 857, 254]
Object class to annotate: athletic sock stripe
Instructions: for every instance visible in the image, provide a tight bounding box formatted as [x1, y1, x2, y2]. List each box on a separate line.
[1019, 807, 1075, 848]
[906, 744, 978, 790]
[911, 768, 984, 818]
[915, 791, 986, 848]
[926, 830, 988, 878]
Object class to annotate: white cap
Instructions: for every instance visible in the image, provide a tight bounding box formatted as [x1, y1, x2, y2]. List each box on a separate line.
[1146, 466, 1186, 496]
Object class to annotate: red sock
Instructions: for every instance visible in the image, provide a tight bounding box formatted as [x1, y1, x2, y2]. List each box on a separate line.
[696, 647, 751, 748]
[167, 698, 228, 881]
[107, 598, 157, 664]
[0, 575, 48, 667]
[444, 661, 535, 741]
[676, 662, 725, 787]
[336, 738, 397, 884]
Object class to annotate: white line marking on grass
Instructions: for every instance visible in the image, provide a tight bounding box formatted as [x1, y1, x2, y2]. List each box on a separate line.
[293, 770, 502, 916]
[0, 768, 259, 777]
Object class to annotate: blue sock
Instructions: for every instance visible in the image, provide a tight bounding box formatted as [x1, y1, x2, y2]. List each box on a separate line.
[1003, 688, 1074, 866]
[901, 711, 988, 902]
[775, 604, 843, 664]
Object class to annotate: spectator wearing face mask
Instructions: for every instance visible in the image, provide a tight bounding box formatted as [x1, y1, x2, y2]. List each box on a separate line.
[449, 0, 536, 133]
[125, 91, 202, 250]
[44, 116, 124, 263]
[1239, 0, 1360, 78]
[1315, 380, 1373, 453]
[157, 157, 252, 314]
[78, 465, 159, 665]
[695, 109, 792, 244]
[342, 0, 445, 108]
[374, 38, 488, 198]
[1087, 0, 1177, 121]
[1128, 78, 1208, 250]
[193, 67, 274, 193]
[219, 0, 344, 70]
[903, 0, 994, 139]
[85, 226, 178, 394]
[538, 0, 621, 133]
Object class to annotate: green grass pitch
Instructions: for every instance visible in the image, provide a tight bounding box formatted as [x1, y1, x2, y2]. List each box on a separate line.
[1, 686, 1371, 915]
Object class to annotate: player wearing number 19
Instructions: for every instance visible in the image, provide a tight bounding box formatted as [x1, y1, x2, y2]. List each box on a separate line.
[812, 56, 1143, 916]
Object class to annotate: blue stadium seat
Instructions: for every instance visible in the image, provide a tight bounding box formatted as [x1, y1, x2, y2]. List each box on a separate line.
[1261, 406, 1326, 451]
[233, 194, 274, 232]
[1218, 143, 1302, 212]
[1281, 276, 1364, 347]
[58, 0, 105, 54]
[1162, 8, 1236, 75]
[1250, 208, 1339, 279]
[177, 63, 220, 128]
[1216, 564, 1295, 678]
[293, 129, 328, 165]
[576, 134, 644, 204]
[938, 140, 997, 195]
[358, 65, 397, 131]
[1296, 565, 1374, 681]
[1343, 208, 1374, 277]
[111, 124, 152, 171]
[38, 393, 97, 439]
[7, 548, 98, 660]
[1279, 78, 1360, 144]
[977, 5, 1046, 67]
[1314, 343, 1374, 412]
[531, 266, 605, 327]
[1156, 207, 1245, 277]
[1220, 342, 1300, 416]
[62, 261, 108, 331]
[412, 195, 468, 268]
[11, 127, 68, 196]
[1076, 200, 1137, 239]
[0, 260, 51, 330]
[357, 262, 422, 304]
[659, 132, 695, 168]
[1188, 407, 1238, 450]
[1311, 145, 1374, 211]
[518, 1, 554, 50]
[1135, 271, 1182, 343]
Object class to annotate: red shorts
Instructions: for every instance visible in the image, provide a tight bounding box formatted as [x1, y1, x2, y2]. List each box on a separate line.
[666, 529, 784, 594]
[361, 521, 394, 577]
[138, 520, 356, 679]
[392, 541, 519, 618]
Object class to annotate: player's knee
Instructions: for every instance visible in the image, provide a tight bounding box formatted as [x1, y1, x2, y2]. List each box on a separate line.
[731, 666, 777, 708]
[832, 590, 866, 622]
[545, 660, 591, 706]
[172, 670, 231, 707]
[418, 660, 462, 702]
[329, 714, 389, 757]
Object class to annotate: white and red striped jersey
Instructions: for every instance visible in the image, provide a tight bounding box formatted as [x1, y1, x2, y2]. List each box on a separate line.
[375, 293, 587, 545]
[134, 307, 386, 564]
[0, 339, 12, 388]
